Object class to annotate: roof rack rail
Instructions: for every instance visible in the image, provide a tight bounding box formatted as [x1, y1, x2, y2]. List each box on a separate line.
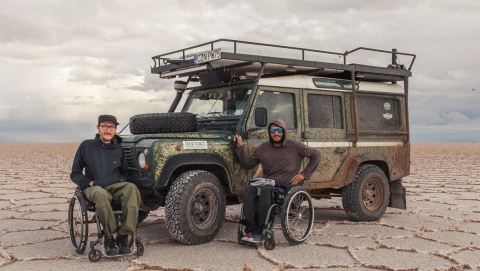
[151, 39, 415, 82]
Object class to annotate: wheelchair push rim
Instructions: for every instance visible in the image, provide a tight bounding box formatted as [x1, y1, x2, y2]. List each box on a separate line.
[281, 187, 314, 244]
[68, 195, 88, 254]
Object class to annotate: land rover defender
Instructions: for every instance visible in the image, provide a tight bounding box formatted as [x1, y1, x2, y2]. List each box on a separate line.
[121, 39, 416, 244]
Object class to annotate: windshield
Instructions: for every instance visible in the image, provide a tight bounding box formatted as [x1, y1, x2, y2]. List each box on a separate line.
[183, 83, 253, 118]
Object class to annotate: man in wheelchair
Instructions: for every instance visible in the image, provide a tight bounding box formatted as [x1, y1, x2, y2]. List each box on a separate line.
[70, 115, 141, 256]
[233, 118, 321, 245]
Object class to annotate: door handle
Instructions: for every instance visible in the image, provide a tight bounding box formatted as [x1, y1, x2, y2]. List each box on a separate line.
[335, 148, 346, 154]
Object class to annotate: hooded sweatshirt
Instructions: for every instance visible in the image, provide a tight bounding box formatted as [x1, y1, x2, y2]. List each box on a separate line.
[235, 119, 321, 185]
[70, 134, 128, 190]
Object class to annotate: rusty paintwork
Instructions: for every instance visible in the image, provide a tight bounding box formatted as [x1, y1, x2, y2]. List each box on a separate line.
[148, 137, 237, 187]
[122, 75, 411, 207]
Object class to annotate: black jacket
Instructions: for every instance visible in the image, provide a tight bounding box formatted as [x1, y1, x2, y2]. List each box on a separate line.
[70, 134, 129, 190]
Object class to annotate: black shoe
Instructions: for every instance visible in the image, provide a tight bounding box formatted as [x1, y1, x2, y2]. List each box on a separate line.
[116, 234, 131, 254]
[105, 237, 119, 256]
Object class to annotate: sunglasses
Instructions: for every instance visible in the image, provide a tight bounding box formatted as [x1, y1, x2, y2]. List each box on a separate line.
[269, 127, 284, 134]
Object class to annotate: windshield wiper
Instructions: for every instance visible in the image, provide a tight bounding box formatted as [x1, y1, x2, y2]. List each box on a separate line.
[195, 113, 240, 122]
[207, 111, 223, 116]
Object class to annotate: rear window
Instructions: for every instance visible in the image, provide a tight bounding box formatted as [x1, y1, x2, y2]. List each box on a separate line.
[356, 95, 400, 130]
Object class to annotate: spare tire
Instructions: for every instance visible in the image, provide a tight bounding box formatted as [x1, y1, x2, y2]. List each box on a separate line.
[129, 112, 197, 134]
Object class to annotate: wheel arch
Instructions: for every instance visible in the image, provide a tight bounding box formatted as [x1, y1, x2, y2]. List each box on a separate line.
[157, 153, 232, 192]
[345, 154, 390, 186]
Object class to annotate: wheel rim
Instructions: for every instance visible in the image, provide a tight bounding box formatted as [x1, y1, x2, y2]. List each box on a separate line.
[284, 191, 313, 242]
[69, 196, 86, 249]
[190, 188, 218, 230]
[362, 177, 384, 211]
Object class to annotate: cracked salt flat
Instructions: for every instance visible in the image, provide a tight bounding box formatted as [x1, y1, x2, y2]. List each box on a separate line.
[0, 142, 479, 271]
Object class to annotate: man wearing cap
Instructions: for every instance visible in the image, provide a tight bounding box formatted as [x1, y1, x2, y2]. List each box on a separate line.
[70, 114, 140, 256]
[233, 118, 321, 244]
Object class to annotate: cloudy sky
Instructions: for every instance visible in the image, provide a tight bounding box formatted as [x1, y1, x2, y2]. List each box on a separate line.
[1, 0, 479, 143]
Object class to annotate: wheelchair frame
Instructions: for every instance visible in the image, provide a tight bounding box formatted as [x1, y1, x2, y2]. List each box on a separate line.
[237, 186, 314, 250]
[68, 187, 144, 262]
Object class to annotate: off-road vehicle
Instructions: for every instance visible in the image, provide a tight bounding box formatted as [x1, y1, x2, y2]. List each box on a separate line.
[121, 39, 415, 244]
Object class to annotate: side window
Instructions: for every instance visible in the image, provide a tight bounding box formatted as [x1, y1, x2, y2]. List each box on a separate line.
[307, 94, 343, 129]
[356, 95, 400, 130]
[251, 91, 296, 129]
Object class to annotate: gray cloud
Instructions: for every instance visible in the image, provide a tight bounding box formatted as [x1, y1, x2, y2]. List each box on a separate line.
[0, 0, 479, 142]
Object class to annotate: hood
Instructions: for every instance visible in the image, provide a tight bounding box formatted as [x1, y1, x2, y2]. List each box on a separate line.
[268, 118, 287, 146]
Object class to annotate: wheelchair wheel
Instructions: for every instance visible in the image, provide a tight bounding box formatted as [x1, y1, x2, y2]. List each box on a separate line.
[88, 248, 101, 262]
[68, 195, 88, 254]
[136, 238, 145, 256]
[281, 187, 314, 244]
[264, 238, 276, 250]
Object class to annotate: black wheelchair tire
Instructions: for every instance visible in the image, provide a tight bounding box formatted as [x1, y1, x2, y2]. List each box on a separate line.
[136, 238, 145, 256]
[88, 248, 101, 262]
[281, 187, 314, 244]
[264, 238, 276, 250]
[68, 195, 88, 254]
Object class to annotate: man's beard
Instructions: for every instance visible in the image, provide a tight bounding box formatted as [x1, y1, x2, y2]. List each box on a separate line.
[270, 134, 284, 144]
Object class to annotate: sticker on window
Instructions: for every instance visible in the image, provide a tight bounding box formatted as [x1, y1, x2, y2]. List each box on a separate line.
[384, 103, 391, 110]
[383, 113, 393, 120]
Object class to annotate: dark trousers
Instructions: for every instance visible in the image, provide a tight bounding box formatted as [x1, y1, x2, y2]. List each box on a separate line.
[243, 185, 274, 234]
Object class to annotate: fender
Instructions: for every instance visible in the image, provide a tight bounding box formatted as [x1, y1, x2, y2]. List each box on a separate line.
[344, 153, 389, 186]
[156, 153, 230, 189]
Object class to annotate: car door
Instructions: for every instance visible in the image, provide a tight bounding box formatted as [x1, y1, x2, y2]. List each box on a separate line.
[244, 86, 301, 179]
[301, 89, 350, 189]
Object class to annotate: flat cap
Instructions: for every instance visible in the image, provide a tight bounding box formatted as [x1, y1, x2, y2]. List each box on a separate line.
[98, 114, 119, 125]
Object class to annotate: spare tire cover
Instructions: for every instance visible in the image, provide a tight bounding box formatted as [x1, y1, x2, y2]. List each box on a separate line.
[129, 112, 197, 134]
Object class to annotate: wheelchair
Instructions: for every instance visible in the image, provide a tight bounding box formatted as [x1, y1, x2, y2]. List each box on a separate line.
[237, 184, 314, 250]
[68, 187, 144, 262]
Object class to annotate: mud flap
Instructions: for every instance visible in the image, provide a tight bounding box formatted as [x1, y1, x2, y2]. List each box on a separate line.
[388, 180, 406, 209]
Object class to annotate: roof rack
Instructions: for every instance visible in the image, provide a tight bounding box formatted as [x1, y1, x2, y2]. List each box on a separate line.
[151, 39, 415, 82]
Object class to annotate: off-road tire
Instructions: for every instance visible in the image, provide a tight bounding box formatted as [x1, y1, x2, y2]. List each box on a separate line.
[129, 112, 197, 134]
[165, 170, 226, 245]
[342, 164, 390, 222]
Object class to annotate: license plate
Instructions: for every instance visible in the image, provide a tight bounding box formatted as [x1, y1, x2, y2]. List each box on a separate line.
[194, 49, 221, 64]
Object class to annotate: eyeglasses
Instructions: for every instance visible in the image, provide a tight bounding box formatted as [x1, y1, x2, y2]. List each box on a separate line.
[99, 124, 117, 131]
[269, 127, 284, 134]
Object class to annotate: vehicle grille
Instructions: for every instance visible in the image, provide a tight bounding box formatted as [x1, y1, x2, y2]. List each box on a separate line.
[123, 146, 133, 167]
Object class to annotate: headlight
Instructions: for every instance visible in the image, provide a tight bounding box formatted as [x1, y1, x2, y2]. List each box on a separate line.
[137, 149, 149, 170]
[138, 152, 146, 168]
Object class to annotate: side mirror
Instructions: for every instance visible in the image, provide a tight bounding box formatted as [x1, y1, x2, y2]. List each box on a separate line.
[254, 107, 267, 127]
